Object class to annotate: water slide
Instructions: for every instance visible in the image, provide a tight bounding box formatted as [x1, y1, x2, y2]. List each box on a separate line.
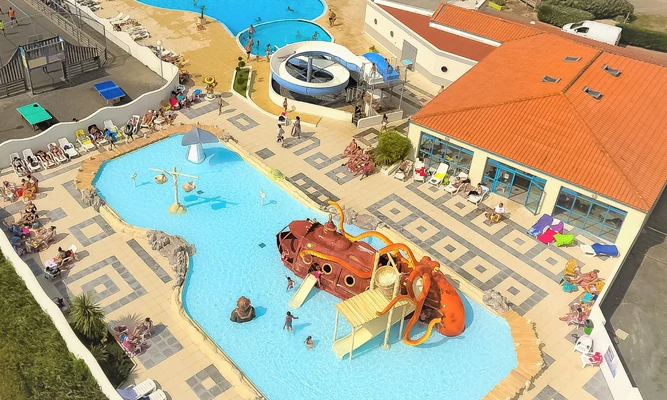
[332, 303, 415, 358]
[288, 274, 318, 309]
[270, 41, 393, 96]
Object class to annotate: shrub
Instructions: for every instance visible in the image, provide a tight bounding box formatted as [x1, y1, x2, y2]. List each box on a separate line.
[372, 130, 412, 167]
[616, 23, 667, 52]
[237, 60, 246, 68]
[71, 292, 107, 342]
[545, 0, 633, 19]
[0, 253, 107, 399]
[537, 3, 594, 27]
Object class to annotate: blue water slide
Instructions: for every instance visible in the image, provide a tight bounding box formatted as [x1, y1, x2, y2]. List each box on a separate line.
[362, 52, 400, 82]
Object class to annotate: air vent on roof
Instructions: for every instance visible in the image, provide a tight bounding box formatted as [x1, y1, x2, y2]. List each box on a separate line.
[564, 56, 582, 62]
[602, 64, 621, 77]
[583, 86, 602, 99]
[542, 75, 561, 83]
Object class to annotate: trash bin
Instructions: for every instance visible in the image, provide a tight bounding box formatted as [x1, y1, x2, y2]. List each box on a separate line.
[584, 319, 594, 335]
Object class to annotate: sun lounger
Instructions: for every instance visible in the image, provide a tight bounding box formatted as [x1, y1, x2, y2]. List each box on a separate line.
[148, 389, 167, 400]
[9, 152, 27, 177]
[538, 228, 557, 244]
[116, 15, 131, 25]
[131, 31, 150, 40]
[467, 185, 489, 205]
[38, 150, 58, 169]
[527, 214, 553, 237]
[394, 160, 413, 181]
[580, 243, 619, 257]
[75, 129, 96, 152]
[57, 138, 80, 159]
[117, 378, 157, 400]
[413, 159, 426, 182]
[107, 12, 123, 22]
[550, 219, 564, 234]
[22, 149, 43, 172]
[428, 163, 449, 186]
[554, 233, 575, 247]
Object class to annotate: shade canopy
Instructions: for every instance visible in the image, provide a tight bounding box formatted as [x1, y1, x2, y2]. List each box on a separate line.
[181, 127, 219, 146]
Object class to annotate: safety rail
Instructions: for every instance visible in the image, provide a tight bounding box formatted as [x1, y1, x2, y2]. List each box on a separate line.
[0, 49, 27, 98]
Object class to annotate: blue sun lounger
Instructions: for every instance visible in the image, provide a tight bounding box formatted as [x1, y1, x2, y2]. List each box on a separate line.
[94, 80, 125, 105]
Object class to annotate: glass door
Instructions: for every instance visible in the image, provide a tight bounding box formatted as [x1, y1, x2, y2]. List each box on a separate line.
[525, 178, 545, 215]
[494, 168, 515, 198]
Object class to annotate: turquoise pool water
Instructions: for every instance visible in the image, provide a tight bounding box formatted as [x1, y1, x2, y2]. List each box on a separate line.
[239, 21, 332, 56]
[137, 0, 326, 35]
[94, 136, 518, 400]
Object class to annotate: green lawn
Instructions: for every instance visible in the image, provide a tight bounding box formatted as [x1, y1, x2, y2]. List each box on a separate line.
[630, 13, 667, 34]
[234, 68, 250, 97]
[0, 252, 107, 400]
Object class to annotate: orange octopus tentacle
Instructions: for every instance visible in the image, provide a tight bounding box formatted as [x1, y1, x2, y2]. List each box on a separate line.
[328, 201, 393, 246]
[377, 243, 419, 270]
[405, 318, 443, 346]
[376, 295, 415, 316]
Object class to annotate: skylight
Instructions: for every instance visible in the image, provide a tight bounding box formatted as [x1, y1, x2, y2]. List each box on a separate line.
[564, 56, 582, 62]
[583, 86, 602, 99]
[602, 64, 621, 77]
[542, 75, 561, 83]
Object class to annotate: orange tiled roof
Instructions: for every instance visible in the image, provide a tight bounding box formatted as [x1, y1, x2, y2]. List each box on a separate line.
[379, 5, 495, 62]
[413, 34, 667, 211]
[430, 4, 541, 43]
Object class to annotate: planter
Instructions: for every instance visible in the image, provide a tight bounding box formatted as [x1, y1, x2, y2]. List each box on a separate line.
[381, 162, 400, 176]
[197, 16, 206, 25]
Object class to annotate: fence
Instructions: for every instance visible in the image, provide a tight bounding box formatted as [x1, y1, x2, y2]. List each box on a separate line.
[0, 50, 27, 98]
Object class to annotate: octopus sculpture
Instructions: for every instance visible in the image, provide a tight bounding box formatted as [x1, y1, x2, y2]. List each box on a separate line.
[230, 296, 256, 323]
[377, 256, 465, 346]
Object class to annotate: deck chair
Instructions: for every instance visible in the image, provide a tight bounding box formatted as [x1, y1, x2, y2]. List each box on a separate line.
[48, 143, 69, 163]
[467, 185, 489, 205]
[38, 150, 58, 169]
[75, 129, 96, 152]
[59, 244, 77, 267]
[444, 172, 469, 196]
[58, 138, 81, 158]
[108, 12, 123, 23]
[581, 352, 602, 369]
[554, 233, 575, 247]
[117, 378, 157, 400]
[574, 335, 593, 355]
[22, 149, 43, 172]
[148, 389, 167, 400]
[413, 159, 426, 182]
[428, 163, 449, 186]
[130, 115, 141, 135]
[527, 214, 553, 237]
[9, 152, 27, 177]
[394, 160, 413, 181]
[580, 243, 619, 258]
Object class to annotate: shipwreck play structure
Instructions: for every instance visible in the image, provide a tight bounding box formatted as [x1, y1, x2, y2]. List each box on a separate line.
[277, 202, 465, 359]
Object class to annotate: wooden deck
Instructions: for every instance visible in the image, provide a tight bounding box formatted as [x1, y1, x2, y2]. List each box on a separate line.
[335, 288, 412, 328]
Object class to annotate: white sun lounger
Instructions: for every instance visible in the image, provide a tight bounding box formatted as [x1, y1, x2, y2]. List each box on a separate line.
[22, 148, 43, 172]
[148, 389, 167, 400]
[413, 159, 426, 182]
[428, 162, 449, 186]
[107, 12, 123, 22]
[39, 149, 58, 168]
[58, 137, 81, 159]
[117, 378, 157, 400]
[9, 152, 27, 177]
[48, 143, 68, 163]
[467, 185, 490, 205]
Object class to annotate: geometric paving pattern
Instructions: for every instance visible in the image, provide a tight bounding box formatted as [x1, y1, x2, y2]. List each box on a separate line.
[186, 364, 232, 400]
[126, 239, 172, 283]
[534, 385, 568, 400]
[303, 151, 343, 170]
[368, 194, 548, 315]
[47, 207, 68, 222]
[583, 370, 614, 400]
[62, 180, 89, 208]
[353, 127, 380, 147]
[69, 215, 115, 247]
[227, 113, 259, 132]
[287, 136, 320, 156]
[255, 148, 275, 160]
[137, 325, 184, 370]
[180, 100, 225, 119]
[289, 172, 339, 206]
[54, 255, 147, 313]
[325, 165, 357, 185]
[33, 160, 83, 182]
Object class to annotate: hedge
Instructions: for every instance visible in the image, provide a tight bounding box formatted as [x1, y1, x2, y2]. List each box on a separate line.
[545, 0, 634, 19]
[537, 4, 595, 28]
[0, 253, 107, 400]
[617, 23, 667, 52]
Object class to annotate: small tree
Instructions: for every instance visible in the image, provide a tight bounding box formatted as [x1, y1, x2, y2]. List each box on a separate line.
[192, 0, 207, 19]
[372, 130, 412, 167]
[71, 292, 107, 342]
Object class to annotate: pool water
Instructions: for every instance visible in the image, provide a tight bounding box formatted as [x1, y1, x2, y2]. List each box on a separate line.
[137, 0, 326, 35]
[239, 20, 332, 56]
[94, 136, 518, 400]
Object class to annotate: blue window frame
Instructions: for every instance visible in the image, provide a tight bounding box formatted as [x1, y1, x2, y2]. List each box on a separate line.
[417, 132, 474, 176]
[481, 159, 546, 215]
[553, 188, 626, 242]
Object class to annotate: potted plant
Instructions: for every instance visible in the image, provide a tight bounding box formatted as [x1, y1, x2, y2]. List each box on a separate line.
[372, 130, 412, 175]
[193, 0, 207, 25]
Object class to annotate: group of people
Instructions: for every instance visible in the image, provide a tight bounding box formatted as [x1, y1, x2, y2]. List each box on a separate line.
[1, 174, 38, 202]
[341, 139, 375, 180]
[7, 201, 58, 256]
[244, 26, 274, 63]
[276, 110, 302, 146]
[285, 278, 315, 350]
[114, 317, 154, 356]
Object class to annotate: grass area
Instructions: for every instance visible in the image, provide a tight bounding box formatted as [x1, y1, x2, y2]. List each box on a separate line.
[0, 252, 107, 400]
[630, 13, 667, 34]
[233, 68, 250, 97]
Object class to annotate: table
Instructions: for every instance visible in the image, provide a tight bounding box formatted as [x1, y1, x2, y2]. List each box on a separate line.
[94, 80, 125, 105]
[16, 103, 53, 130]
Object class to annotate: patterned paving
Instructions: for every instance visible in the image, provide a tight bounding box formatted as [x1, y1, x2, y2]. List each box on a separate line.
[583, 370, 615, 400]
[186, 364, 232, 400]
[534, 385, 568, 400]
[47, 207, 67, 222]
[54, 255, 147, 313]
[180, 100, 224, 119]
[137, 325, 184, 369]
[32, 161, 83, 181]
[325, 165, 357, 185]
[227, 113, 259, 131]
[303, 151, 343, 170]
[62, 180, 89, 208]
[289, 172, 340, 206]
[368, 194, 548, 315]
[126, 239, 172, 283]
[287, 136, 320, 155]
[255, 148, 275, 160]
[69, 215, 115, 247]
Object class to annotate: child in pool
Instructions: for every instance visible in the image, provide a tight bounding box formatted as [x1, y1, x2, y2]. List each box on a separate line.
[286, 276, 295, 292]
[283, 311, 298, 333]
[305, 336, 314, 350]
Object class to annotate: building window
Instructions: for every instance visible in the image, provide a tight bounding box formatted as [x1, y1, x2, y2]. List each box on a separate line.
[553, 188, 626, 242]
[374, 18, 377, 25]
[441, 66, 448, 73]
[481, 159, 546, 215]
[390, 31, 394, 37]
[417, 132, 473, 177]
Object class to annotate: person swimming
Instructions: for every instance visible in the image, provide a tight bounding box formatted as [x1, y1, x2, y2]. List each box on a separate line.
[256, 17, 262, 22]
[283, 311, 298, 333]
[311, 31, 319, 40]
[296, 30, 300, 36]
[286, 6, 294, 12]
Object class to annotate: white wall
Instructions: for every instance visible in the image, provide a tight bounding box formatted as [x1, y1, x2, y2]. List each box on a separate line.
[268, 82, 353, 122]
[364, 1, 477, 87]
[0, 235, 123, 399]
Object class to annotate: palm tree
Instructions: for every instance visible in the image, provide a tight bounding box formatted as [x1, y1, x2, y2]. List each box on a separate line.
[71, 292, 107, 342]
[89, 344, 109, 363]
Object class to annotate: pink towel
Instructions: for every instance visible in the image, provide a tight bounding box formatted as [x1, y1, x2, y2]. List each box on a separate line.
[538, 228, 557, 244]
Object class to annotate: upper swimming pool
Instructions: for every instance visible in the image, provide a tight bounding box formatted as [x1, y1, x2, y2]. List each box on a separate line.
[137, 0, 326, 35]
[94, 136, 517, 400]
[239, 20, 332, 56]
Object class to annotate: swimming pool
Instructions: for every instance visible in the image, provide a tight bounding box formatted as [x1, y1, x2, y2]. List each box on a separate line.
[137, 0, 326, 35]
[94, 136, 518, 400]
[239, 20, 332, 56]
